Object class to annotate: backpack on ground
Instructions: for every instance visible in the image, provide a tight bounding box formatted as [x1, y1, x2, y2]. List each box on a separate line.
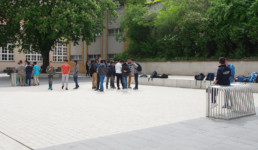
[206, 73, 215, 81]
[136, 63, 142, 72]
[195, 73, 205, 81]
[206, 73, 215, 84]
[236, 76, 250, 82]
[195, 73, 205, 88]
[140, 74, 147, 78]
[151, 71, 158, 78]
[160, 74, 168, 79]
[149, 71, 160, 81]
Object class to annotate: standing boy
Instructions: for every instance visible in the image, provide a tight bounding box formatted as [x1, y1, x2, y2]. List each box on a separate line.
[86, 61, 90, 76]
[106, 60, 115, 89]
[98, 60, 107, 92]
[33, 62, 40, 86]
[46, 61, 56, 90]
[95, 57, 101, 91]
[25, 62, 33, 86]
[115, 59, 123, 90]
[126, 58, 132, 89]
[73, 60, 79, 89]
[61, 59, 70, 90]
[90, 60, 97, 89]
[131, 58, 139, 90]
[17, 60, 26, 86]
[121, 60, 130, 90]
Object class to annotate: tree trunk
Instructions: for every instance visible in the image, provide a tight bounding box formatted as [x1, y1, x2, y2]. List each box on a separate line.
[41, 49, 50, 73]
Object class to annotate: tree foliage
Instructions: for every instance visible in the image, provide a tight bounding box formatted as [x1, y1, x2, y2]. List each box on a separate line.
[0, 0, 117, 70]
[118, 0, 258, 60]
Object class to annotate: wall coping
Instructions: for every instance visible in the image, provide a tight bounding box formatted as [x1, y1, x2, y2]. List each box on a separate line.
[138, 59, 258, 63]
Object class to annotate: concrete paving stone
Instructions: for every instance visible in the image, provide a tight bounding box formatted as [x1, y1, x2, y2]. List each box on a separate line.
[0, 79, 258, 150]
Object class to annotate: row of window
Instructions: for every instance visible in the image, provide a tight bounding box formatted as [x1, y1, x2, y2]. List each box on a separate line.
[0, 44, 118, 62]
[0, 43, 67, 62]
[108, 28, 123, 36]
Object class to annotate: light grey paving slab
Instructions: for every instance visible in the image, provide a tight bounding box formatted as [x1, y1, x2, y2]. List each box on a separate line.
[38, 115, 258, 150]
[0, 80, 258, 150]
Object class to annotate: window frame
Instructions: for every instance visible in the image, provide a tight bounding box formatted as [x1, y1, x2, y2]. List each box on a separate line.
[53, 43, 68, 62]
[0, 44, 14, 61]
[25, 51, 42, 62]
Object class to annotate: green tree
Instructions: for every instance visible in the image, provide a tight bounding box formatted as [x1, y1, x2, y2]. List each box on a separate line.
[206, 0, 258, 58]
[0, 0, 117, 71]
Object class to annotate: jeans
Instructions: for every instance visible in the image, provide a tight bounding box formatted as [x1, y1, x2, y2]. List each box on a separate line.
[96, 74, 100, 90]
[48, 75, 53, 88]
[62, 74, 69, 88]
[26, 73, 32, 86]
[74, 76, 79, 88]
[106, 75, 115, 88]
[134, 73, 138, 89]
[100, 75, 105, 91]
[122, 76, 128, 89]
[116, 73, 123, 89]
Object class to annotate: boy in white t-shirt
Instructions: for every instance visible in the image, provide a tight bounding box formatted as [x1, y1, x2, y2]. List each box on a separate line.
[115, 59, 123, 90]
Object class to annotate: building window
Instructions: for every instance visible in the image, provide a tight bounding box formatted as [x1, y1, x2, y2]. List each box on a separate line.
[26, 51, 42, 62]
[0, 44, 14, 61]
[53, 43, 67, 62]
[108, 28, 123, 36]
[71, 55, 82, 61]
[88, 54, 101, 60]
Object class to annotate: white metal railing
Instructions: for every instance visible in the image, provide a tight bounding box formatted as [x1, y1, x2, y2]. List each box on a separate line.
[206, 84, 256, 120]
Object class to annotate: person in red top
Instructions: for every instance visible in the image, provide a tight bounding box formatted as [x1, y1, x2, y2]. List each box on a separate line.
[61, 59, 71, 90]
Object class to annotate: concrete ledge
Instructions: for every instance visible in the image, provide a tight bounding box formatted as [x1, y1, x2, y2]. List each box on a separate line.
[39, 73, 62, 78]
[138, 77, 258, 93]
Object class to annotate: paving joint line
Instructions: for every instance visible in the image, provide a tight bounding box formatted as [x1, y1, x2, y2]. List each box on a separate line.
[0, 130, 34, 150]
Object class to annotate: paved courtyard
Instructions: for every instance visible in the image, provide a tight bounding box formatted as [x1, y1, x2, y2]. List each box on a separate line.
[0, 77, 258, 150]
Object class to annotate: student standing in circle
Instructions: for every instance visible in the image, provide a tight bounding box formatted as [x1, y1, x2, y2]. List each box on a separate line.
[33, 62, 40, 86]
[46, 61, 56, 90]
[61, 59, 70, 90]
[73, 60, 79, 89]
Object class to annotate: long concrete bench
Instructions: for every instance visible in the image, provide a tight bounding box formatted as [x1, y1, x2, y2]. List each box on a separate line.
[137, 76, 258, 93]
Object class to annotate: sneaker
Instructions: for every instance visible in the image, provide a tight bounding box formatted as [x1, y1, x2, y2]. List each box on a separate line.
[50, 88, 53, 90]
[100, 90, 104, 92]
[62, 86, 64, 89]
[133, 88, 138, 90]
[95, 89, 99, 91]
[74, 87, 78, 89]
[66, 88, 68, 90]
[92, 87, 96, 89]
[128, 86, 132, 89]
[117, 88, 120, 90]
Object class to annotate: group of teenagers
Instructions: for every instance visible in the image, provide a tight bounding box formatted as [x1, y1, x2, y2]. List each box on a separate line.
[45, 57, 140, 92]
[16, 60, 40, 86]
[89, 57, 140, 92]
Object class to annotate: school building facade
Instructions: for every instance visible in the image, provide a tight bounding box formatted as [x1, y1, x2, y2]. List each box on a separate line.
[0, 6, 126, 73]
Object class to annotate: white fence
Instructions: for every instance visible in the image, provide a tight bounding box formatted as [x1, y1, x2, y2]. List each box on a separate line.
[206, 84, 256, 120]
